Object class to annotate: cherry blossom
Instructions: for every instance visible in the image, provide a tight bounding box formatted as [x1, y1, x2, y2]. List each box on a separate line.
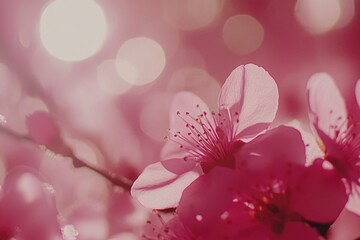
[132, 64, 279, 209]
[307, 73, 360, 187]
[174, 126, 347, 239]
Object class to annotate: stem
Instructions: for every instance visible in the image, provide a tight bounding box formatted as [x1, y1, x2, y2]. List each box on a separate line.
[69, 152, 133, 191]
[0, 125, 133, 192]
[0, 45, 133, 192]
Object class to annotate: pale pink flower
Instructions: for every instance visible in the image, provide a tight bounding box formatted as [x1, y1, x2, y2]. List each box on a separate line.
[141, 212, 195, 240]
[307, 73, 360, 186]
[132, 64, 279, 209]
[176, 126, 347, 239]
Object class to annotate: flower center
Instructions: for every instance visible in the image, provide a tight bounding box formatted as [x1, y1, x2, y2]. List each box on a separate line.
[142, 212, 192, 240]
[167, 104, 241, 171]
[241, 181, 299, 235]
[326, 113, 360, 185]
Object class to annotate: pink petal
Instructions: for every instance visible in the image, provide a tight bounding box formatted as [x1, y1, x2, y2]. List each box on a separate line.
[131, 158, 202, 209]
[162, 91, 214, 159]
[356, 80, 360, 108]
[231, 225, 270, 240]
[273, 222, 320, 240]
[26, 111, 71, 156]
[285, 120, 324, 165]
[214, 199, 259, 238]
[235, 126, 306, 174]
[328, 209, 360, 240]
[345, 185, 360, 216]
[166, 216, 195, 239]
[218, 64, 279, 142]
[313, 125, 343, 162]
[177, 167, 238, 236]
[307, 73, 347, 140]
[291, 162, 348, 223]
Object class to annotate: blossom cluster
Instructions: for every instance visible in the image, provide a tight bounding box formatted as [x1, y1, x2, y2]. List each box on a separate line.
[132, 64, 360, 239]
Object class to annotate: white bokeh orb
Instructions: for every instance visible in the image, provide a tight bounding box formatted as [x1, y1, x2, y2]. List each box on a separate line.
[40, 0, 107, 61]
[116, 37, 166, 86]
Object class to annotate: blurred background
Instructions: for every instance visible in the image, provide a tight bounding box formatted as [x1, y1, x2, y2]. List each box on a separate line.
[0, 0, 359, 239]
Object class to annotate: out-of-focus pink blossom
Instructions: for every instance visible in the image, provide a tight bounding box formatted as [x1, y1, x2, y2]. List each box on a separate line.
[131, 64, 279, 209]
[0, 167, 62, 239]
[26, 110, 72, 156]
[307, 73, 360, 186]
[172, 126, 347, 239]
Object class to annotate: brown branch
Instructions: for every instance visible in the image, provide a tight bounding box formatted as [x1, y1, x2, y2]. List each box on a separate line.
[0, 125, 133, 192]
[0, 43, 134, 192]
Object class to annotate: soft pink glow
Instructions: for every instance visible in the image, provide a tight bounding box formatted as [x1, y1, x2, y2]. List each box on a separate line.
[116, 37, 166, 86]
[97, 59, 133, 96]
[1, 0, 360, 238]
[40, 0, 107, 61]
[223, 15, 264, 55]
[295, 0, 341, 35]
[162, 0, 223, 30]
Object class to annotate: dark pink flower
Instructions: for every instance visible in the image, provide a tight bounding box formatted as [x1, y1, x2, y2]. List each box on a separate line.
[175, 126, 347, 239]
[132, 64, 279, 209]
[307, 73, 360, 186]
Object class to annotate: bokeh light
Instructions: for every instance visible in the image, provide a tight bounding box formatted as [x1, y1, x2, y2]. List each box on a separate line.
[162, 0, 223, 30]
[17, 173, 41, 203]
[116, 37, 166, 86]
[97, 59, 132, 96]
[222, 15, 264, 55]
[74, 217, 109, 239]
[295, 0, 342, 35]
[1, 0, 360, 238]
[167, 67, 220, 109]
[62, 224, 79, 240]
[39, 0, 107, 61]
[336, 0, 355, 28]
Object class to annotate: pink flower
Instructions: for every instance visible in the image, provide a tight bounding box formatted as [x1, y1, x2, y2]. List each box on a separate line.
[175, 126, 347, 239]
[131, 64, 279, 209]
[141, 213, 195, 240]
[307, 73, 360, 186]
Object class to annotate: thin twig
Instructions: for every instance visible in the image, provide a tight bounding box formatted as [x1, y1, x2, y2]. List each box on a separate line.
[0, 125, 133, 191]
[0, 44, 133, 192]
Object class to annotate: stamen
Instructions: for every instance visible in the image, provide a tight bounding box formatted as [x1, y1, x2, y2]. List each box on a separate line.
[321, 113, 360, 189]
[166, 105, 239, 167]
[239, 179, 292, 235]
